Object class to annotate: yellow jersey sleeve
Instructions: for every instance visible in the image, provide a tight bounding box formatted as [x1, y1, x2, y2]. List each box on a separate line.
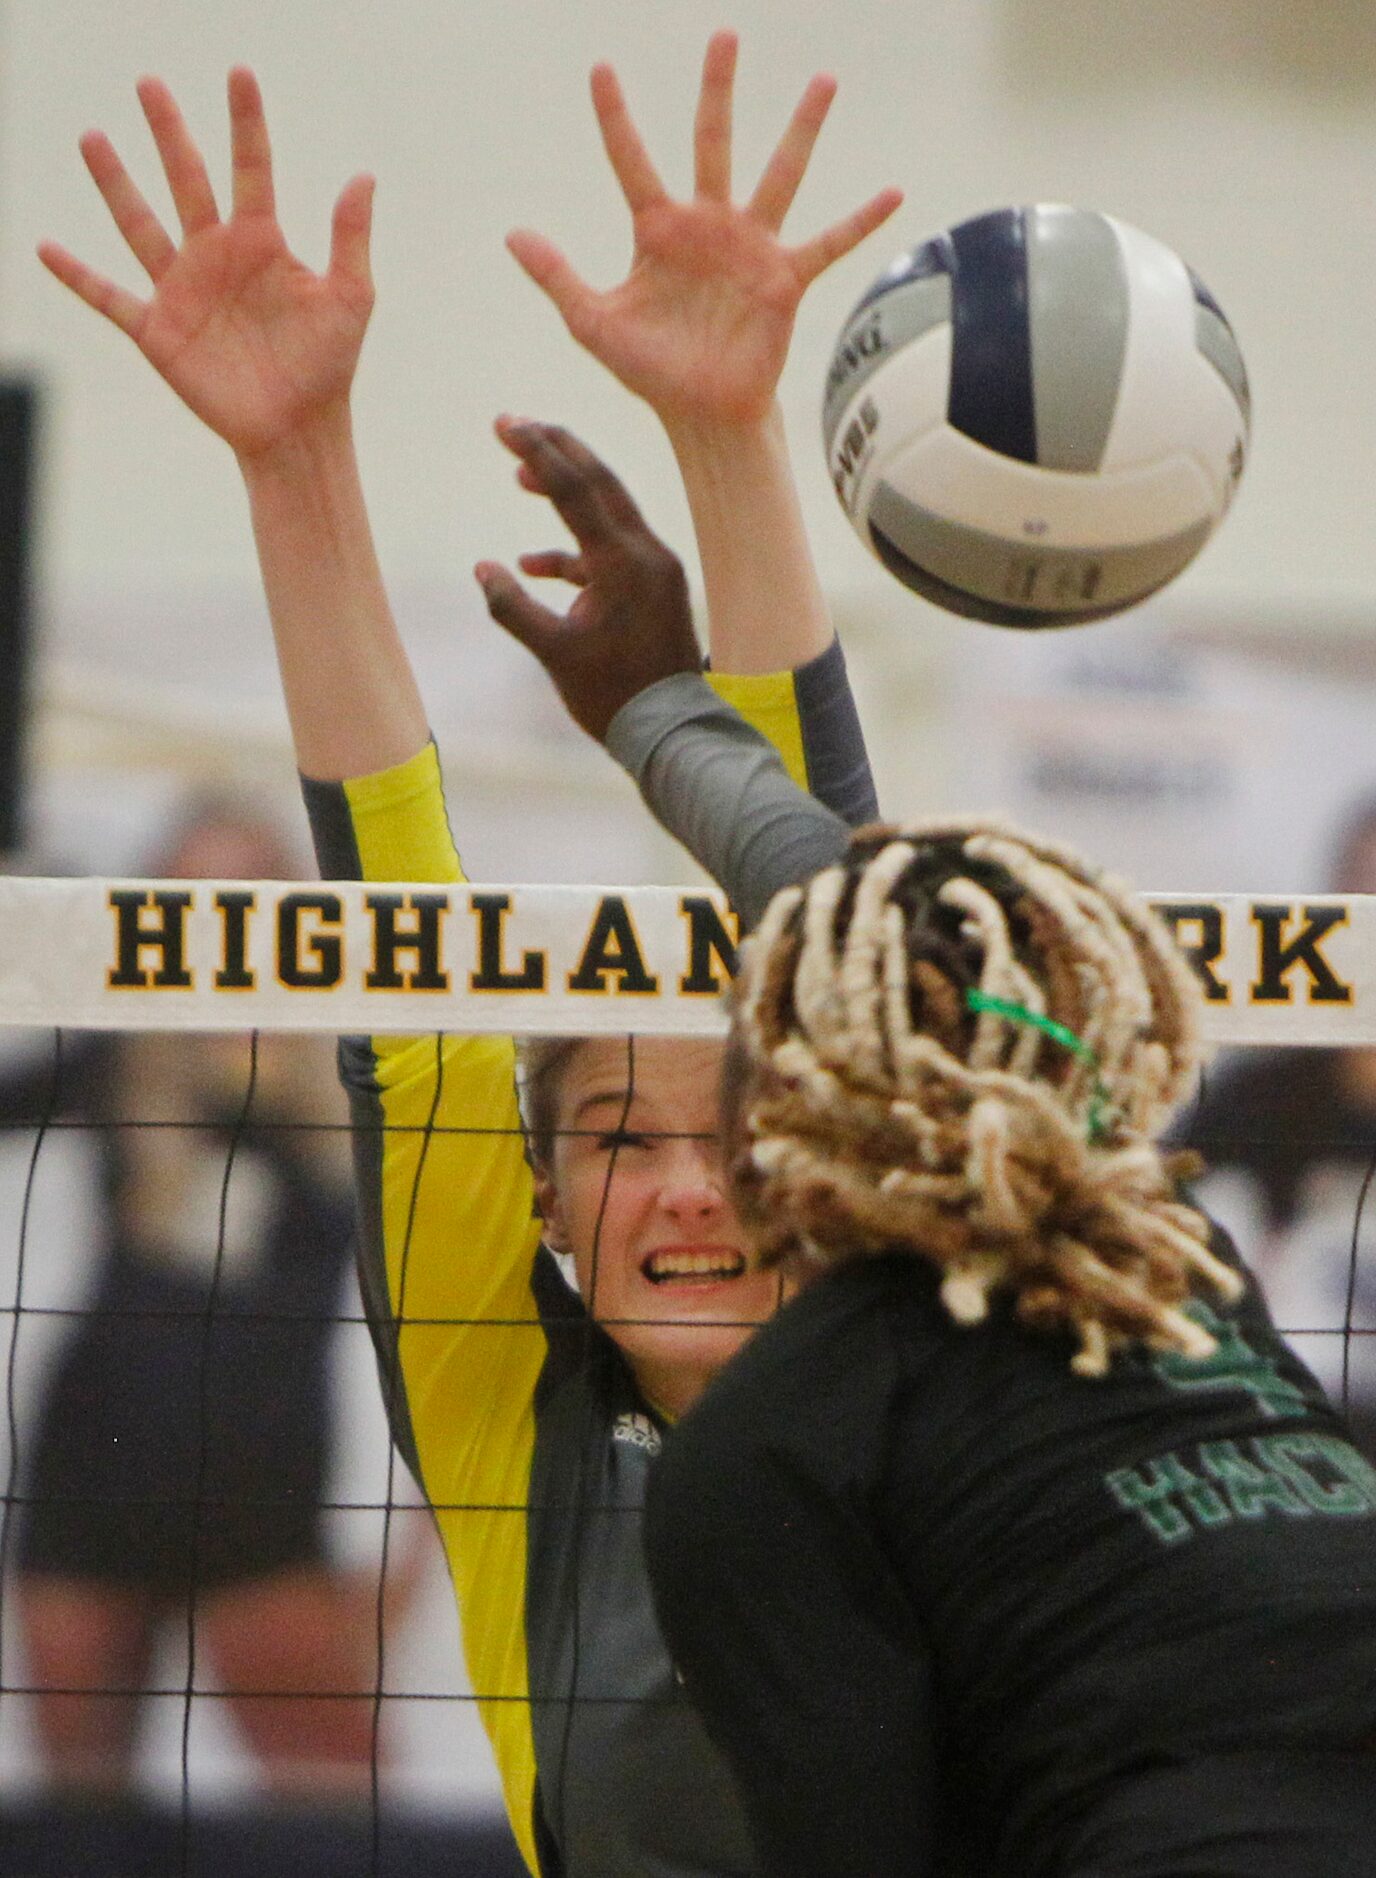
[305, 742, 546, 1868]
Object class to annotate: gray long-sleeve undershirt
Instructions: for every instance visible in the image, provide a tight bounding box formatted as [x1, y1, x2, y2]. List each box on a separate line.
[605, 672, 854, 932]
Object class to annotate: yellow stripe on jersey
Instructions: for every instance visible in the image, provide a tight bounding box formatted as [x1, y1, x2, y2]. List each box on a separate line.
[337, 740, 545, 1871]
[342, 740, 465, 886]
[364, 1026, 545, 1869]
[707, 668, 808, 793]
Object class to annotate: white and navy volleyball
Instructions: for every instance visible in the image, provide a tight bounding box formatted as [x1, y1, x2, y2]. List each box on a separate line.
[824, 205, 1249, 628]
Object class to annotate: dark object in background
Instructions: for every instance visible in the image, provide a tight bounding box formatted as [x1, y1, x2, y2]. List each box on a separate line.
[0, 377, 38, 857]
[0, 1798, 528, 1878]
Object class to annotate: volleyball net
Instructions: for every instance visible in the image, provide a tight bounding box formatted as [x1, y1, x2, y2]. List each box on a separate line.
[1, 872, 1373, 1863]
[0, 874, 1372, 1041]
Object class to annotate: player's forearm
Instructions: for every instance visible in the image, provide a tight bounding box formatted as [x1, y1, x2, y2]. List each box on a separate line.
[238, 407, 428, 782]
[665, 402, 833, 675]
[606, 674, 850, 929]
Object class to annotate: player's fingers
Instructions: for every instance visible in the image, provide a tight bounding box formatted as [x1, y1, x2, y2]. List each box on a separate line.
[497, 421, 611, 539]
[505, 230, 595, 330]
[329, 174, 376, 301]
[474, 561, 566, 659]
[518, 549, 590, 587]
[78, 130, 177, 280]
[500, 418, 650, 548]
[494, 414, 580, 482]
[747, 72, 837, 231]
[37, 239, 146, 341]
[693, 29, 737, 202]
[228, 67, 277, 220]
[791, 185, 904, 286]
[136, 76, 221, 237]
[589, 62, 668, 214]
[526, 424, 649, 533]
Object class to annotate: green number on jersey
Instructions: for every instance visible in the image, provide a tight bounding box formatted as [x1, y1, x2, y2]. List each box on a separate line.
[1151, 1305, 1307, 1420]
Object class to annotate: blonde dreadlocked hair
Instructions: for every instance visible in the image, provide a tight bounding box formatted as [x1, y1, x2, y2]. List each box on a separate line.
[729, 818, 1242, 1377]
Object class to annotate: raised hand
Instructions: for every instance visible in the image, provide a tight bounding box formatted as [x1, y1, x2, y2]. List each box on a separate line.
[476, 421, 701, 741]
[39, 68, 374, 461]
[507, 30, 902, 430]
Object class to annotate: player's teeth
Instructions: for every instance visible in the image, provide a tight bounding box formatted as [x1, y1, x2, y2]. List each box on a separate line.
[646, 1251, 743, 1280]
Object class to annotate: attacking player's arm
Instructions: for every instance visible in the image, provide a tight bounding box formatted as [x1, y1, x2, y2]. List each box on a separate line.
[479, 424, 851, 931]
[510, 30, 900, 701]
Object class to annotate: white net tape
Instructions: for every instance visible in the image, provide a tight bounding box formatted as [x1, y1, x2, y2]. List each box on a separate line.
[0, 876, 1369, 1042]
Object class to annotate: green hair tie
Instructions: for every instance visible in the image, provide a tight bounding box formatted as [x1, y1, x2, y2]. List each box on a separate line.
[964, 989, 1111, 1143]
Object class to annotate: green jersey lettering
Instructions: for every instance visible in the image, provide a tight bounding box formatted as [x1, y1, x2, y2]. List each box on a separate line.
[1200, 1439, 1310, 1520]
[1255, 1433, 1376, 1516]
[1151, 1305, 1308, 1420]
[1106, 1453, 1230, 1544]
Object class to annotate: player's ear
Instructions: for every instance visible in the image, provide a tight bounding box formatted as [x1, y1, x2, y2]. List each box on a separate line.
[534, 1168, 567, 1252]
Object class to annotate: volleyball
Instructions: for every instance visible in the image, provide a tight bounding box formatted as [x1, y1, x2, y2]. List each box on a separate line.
[823, 204, 1249, 628]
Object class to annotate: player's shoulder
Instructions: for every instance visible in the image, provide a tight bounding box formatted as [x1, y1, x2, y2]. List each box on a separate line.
[712, 1252, 941, 1412]
[784, 1249, 936, 1333]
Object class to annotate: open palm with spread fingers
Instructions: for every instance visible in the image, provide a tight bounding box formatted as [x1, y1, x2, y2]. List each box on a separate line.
[507, 29, 902, 429]
[39, 68, 375, 461]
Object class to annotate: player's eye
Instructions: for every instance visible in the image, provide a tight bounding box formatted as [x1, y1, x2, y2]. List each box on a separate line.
[595, 1126, 653, 1152]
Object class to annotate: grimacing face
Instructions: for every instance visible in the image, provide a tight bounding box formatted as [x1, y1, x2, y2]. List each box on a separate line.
[534, 1036, 785, 1417]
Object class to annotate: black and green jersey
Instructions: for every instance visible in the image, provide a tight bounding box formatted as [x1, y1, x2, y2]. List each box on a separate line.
[646, 1238, 1376, 1877]
[611, 689, 1376, 1874]
[301, 644, 875, 1875]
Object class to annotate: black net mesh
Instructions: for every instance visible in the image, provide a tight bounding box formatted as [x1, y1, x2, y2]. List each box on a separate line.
[3, 1022, 1372, 1875]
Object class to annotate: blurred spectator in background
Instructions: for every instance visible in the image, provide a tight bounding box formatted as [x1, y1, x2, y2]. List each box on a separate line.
[1179, 790, 1376, 1457]
[2, 794, 418, 1797]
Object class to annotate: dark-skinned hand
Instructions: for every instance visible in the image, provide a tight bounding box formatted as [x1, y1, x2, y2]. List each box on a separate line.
[475, 420, 702, 742]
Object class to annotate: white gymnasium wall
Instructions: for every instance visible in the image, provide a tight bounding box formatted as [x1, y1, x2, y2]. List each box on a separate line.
[2, 0, 1375, 614]
[2, 0, 1376, 876]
